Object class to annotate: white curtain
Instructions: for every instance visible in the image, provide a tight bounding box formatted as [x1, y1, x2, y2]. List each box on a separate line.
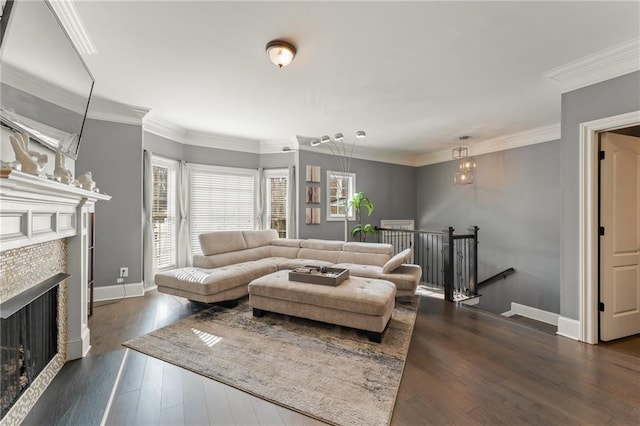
[286, 165, 297, 238]
[256, 167, 266, 230]
[142, 150, 156, 289]
[177, 161, 191, 267]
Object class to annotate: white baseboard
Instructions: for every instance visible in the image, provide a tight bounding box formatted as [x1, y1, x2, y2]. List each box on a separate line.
[144, 284, 157, 293]
[94, 282, 144, 301]
[557, 316, 581, 341]
[502, 302, 559, 326]
[461, 297, 480, 306]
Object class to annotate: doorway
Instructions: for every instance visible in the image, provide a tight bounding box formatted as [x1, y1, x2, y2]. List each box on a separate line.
[598, 130, 640, 341]
[579, 111, 640, 344]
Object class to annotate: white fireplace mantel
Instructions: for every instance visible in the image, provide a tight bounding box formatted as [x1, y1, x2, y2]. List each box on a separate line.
[1, 170, 110, 250]
[1, 169, 111, 360]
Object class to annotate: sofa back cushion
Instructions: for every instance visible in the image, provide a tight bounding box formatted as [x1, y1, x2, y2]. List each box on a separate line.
[342, 242, 393, 256]
[382, 248, 413, 274]
[270, 246, 300, 258]
[242, 229, 279, 249]
[300, 239, 344, 251]
[337, 251, 391, 267]
[200, 231, 247, 256]
[297, 248, 342, 263]
[271, 239, 303, 247]
[194, 246, 271, 269]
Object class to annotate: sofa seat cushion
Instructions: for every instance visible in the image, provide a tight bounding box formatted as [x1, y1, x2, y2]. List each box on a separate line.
[156, 261, 277, 296]
[378, 265, 422, 294]
[249, 270, 396, 316]
[277, 258, 334, 270]
[332, 263, 383, 278]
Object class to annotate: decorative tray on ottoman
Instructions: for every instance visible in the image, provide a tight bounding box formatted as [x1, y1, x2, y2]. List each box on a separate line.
[288, 266, 349, 286]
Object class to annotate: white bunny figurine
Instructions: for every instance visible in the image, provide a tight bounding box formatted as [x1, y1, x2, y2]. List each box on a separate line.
[9, 131, 48, 175]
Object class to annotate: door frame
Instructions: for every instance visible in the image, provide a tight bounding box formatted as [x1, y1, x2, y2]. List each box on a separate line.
[579, 110, 640, 344]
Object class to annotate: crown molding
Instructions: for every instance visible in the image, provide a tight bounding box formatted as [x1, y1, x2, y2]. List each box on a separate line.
[183, 130, 261, 153]
[259, 139, 295, 154]
[414, 123, 561, 167]
[543, 37, 640, 93]
[86, 97, 150, 125]
[296, 136, 417, 167]
[1, 63, 89, 115]
[143, 114, 187, 143]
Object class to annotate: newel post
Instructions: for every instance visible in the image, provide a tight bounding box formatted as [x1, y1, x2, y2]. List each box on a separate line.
[442, 226, 455, 302]
[468, 226, 479, 297]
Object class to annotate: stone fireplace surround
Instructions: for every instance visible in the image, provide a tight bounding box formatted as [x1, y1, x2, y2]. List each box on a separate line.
[0, 170, 110, 425]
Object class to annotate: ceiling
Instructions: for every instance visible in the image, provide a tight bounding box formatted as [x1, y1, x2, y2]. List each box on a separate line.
[73, 1, 639, 158]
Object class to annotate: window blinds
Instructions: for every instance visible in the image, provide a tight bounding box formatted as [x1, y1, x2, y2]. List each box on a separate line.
[268, 176, 287, 238]
[152, 163, 176, 269]
[190, 165, 256, 255]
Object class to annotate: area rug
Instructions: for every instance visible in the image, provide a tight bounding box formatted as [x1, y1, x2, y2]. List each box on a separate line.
[123, 296, 419, 426]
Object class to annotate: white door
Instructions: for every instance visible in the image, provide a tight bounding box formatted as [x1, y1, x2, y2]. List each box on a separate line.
[599, 132, 640, 341]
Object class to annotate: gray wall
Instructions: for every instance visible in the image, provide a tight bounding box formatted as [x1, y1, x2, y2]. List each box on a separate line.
[560, 71, 640, 319]
[298, 150, 417, 241]
[417, 141, 561, 314]
[259, 152, 296, 169]
[143, 131, 183, 160]
[78, 119, 143, 287]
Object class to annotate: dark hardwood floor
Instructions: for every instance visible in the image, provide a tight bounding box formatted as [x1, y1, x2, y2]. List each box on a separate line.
[26, 290, 640, 425]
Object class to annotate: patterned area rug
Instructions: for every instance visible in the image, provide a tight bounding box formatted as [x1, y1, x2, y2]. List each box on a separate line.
[123, 296, 419, 426]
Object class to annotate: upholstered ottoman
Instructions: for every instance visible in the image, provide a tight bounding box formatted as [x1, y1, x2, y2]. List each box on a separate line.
[248, 270, 396, 342]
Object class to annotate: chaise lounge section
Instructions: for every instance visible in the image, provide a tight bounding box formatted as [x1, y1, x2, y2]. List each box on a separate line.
[155, 229, 421, 304]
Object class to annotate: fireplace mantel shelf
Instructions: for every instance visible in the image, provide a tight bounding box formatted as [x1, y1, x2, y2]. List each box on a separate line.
[0, 170, 111, 252]
[1, 169, 111, 203]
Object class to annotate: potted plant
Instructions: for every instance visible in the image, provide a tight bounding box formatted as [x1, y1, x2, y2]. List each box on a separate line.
[349, 192, 376, 242]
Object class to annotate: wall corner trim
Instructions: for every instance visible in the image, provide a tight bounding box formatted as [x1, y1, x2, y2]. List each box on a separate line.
[94, 282, 145, 302]
[557, 316, 581, 341]
[543, 37, 640, 93]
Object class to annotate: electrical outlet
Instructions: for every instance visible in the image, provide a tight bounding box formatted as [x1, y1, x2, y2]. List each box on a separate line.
[117, 278, 124, 284]
[119, 267, 128, 278]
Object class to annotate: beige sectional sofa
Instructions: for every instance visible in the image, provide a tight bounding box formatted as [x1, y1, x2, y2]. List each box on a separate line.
[155, 229, 421, 304]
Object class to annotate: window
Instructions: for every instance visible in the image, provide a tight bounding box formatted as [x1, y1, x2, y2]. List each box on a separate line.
[326, 171, 356, 221]
[189, 164, 257, 255]
[265, 169, 288, 238]
[152, 156, 178, 270]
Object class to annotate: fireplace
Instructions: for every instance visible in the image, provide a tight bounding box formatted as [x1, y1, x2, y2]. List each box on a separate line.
[0, 170, 110, 425]
[1, 284, 59, 419]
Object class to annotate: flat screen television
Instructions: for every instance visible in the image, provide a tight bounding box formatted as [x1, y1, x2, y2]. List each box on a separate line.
[0, 0, 94, 160]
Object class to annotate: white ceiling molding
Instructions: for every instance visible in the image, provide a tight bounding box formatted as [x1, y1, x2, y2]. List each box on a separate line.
[183, 130, 261, 153]
[259, 139, 295, 155]
[414, 123, 561, 167]
[86, 97, 150, 125]
[543, 37, 640, 93]
[296, 136, 417, 167]
[1, 63, 88, 115]
[143, 114, 187, 143]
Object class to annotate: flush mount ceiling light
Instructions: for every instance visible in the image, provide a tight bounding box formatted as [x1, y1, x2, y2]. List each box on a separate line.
[265, 39, 296, 68]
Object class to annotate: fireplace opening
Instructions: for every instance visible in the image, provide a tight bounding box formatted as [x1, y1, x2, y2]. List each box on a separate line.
[1, 286, 58, 420]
